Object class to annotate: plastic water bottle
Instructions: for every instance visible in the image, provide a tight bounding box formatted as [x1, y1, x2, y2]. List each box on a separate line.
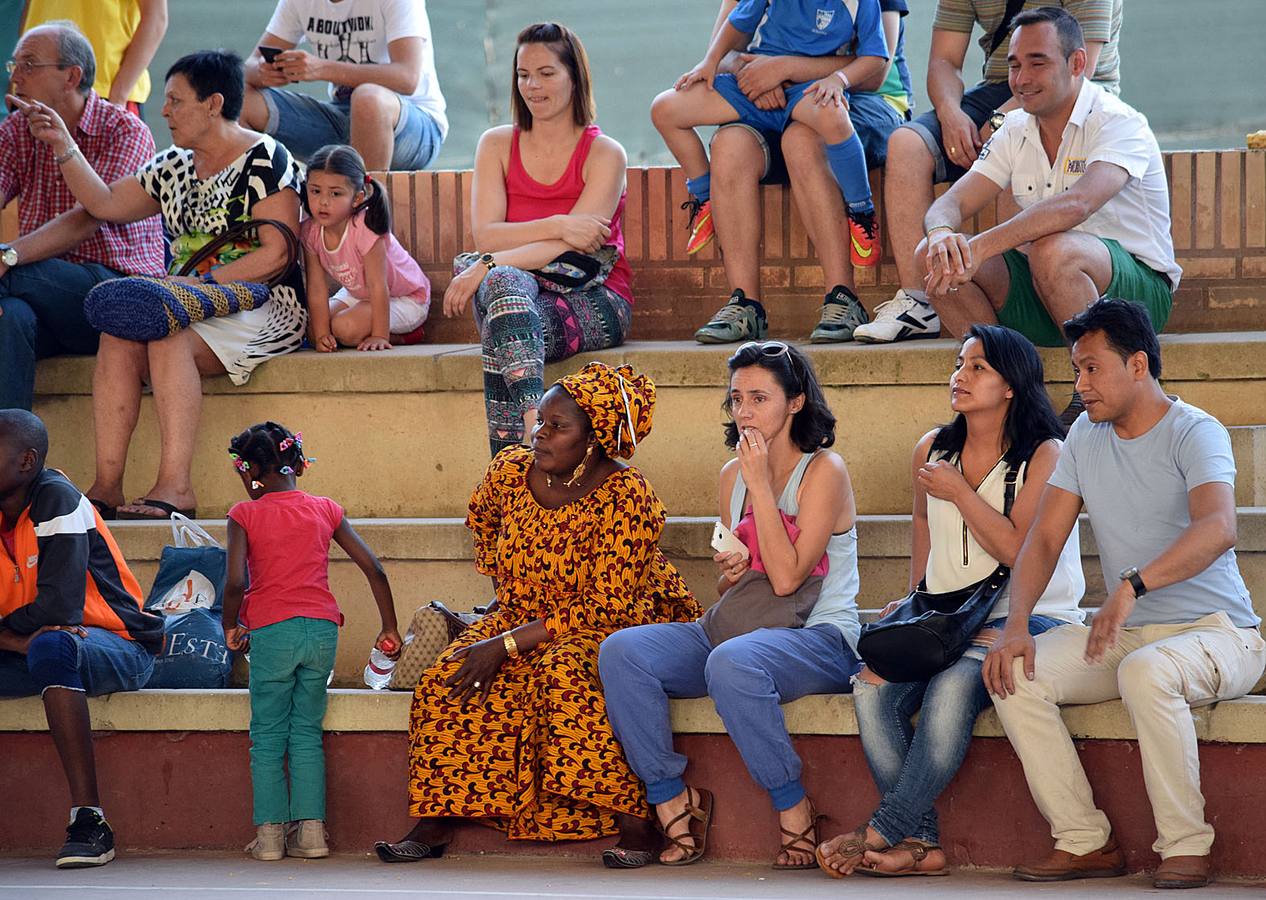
[363, 647, 396, 690]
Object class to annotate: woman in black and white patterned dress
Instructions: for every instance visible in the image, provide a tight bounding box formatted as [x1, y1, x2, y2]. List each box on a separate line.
[21, 50, 306, 519]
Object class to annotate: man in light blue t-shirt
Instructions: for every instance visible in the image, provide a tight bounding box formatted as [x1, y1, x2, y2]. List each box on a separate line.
[982, 298, 1265, 890]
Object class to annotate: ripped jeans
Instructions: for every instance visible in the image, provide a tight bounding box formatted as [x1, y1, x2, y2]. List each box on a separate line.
[852, 615, 1063, 846]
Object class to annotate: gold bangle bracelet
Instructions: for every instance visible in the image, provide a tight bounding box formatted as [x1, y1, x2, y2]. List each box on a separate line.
[925, 225, 954, 239]
[502, 630, 520, 658]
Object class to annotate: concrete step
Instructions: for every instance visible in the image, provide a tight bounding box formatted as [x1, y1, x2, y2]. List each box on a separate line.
[1232, 426, 1266, 506]
[33, 333, 1266, 519]
[109, 510, 1266, 686]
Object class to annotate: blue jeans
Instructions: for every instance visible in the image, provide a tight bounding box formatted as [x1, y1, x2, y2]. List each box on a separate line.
[0, 626, 155, 697]
[0, 258, 122, 410]
[599, 621, 860, 811]
[854, 615, 1062, 845]
[260, 87, 444, 169]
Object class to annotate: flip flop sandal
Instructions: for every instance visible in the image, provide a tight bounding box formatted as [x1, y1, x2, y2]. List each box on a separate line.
[814, 825, 873, 879]
[658, 786, 714, 867]
[374, 840, 445, 863]
[116, 498, 197, 520]
[602, 846, 656, 869]
[88, 498, 117, 521]
[855, 840, 949, 877]
[773, 801, 825, 870]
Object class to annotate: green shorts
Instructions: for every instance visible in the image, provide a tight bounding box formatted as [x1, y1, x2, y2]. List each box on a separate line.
[997, 238, 1173, 347]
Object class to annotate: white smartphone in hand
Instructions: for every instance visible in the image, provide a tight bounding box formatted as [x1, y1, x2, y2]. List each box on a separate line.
[711, 521, 750, 561]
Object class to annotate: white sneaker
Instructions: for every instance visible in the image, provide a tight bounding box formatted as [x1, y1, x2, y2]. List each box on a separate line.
[247, 823, 286, 861]
[286, 819, 330, 858]
[853, 290, 941, 343]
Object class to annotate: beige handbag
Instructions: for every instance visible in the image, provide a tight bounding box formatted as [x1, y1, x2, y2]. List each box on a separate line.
[388, 601, 482, 689]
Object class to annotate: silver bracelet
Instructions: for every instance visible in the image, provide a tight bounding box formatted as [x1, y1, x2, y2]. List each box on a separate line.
[53, 144, 80, 166]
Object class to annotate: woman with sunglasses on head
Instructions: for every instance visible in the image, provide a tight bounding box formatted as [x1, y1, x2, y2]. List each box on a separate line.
[599, 340, 861, 870]
[814, 324, 1084, 878]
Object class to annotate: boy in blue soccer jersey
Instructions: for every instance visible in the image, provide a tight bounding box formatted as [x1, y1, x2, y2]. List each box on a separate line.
[651, 0, 889, 281]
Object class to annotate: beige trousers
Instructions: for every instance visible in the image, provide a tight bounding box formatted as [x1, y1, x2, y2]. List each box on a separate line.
[992, 612, 1266, 859]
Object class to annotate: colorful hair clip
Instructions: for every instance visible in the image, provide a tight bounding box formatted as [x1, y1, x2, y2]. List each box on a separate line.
[228, 451, 249, 474]
[250, 480, 263, 490]
[305, 456, 317, 466]
[278, 431, 303, 452]
[280, 465, 295, 475]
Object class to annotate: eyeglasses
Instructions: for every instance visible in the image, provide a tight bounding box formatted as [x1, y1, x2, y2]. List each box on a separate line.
[735, 340, 791, 358]
[5, 59, 66, 76]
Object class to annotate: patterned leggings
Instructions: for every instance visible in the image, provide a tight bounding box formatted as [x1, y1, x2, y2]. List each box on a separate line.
[472, 265, 631, 456]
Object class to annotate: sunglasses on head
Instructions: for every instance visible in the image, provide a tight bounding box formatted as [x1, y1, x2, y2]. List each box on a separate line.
[736, 340, 791, 358]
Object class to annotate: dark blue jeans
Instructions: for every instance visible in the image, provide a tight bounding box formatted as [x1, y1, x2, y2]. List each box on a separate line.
[853, 615, 1062, 845]
[0, 627, 155, 697]
[0, 258, 121, 410]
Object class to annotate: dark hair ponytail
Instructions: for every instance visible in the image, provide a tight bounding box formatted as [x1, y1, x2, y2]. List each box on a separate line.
[228, 421, 309, 477]
[302, 143, 391, 235]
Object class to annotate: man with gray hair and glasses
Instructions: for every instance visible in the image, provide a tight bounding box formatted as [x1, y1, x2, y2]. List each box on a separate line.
[0, 21, 164, 412]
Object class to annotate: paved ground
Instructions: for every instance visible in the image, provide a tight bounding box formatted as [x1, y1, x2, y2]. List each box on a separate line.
[1, 854, 1263, 899]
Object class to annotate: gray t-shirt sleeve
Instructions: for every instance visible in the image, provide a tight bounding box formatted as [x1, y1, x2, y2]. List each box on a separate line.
[1047, 420, 1084, 497]
[1176, 416, 1236, 490]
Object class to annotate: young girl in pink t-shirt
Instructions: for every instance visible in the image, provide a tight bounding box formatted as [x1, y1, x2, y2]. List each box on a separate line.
[300, 144, 431, 351]
[221, 421, 403, 861]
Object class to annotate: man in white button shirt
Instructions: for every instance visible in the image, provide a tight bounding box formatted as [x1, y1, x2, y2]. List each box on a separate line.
[912, 7, 1178, 361]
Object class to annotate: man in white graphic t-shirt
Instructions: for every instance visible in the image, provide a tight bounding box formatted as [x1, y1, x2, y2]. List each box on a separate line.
[242, 0, 447, 170]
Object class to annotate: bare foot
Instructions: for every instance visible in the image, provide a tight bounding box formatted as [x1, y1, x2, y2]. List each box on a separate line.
[775, 796, 817, 867]
[817, 824, 887, 877]
[861, 841, 947, 875]
[397, 817, 454, 847]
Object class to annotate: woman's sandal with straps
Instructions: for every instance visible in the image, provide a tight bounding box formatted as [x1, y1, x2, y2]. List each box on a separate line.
[855, 840, 950, 877]
[815, 825, 880, 879]
[657, 786, 714, 866]
[772, 801, 825, 870]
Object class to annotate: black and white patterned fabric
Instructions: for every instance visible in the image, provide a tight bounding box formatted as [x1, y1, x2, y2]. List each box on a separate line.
[136, 135, 307, 385]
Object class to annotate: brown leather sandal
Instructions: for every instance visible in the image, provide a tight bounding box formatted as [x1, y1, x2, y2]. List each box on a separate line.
[815, 825, 879, 879]
[657, 786, 714, 867]
[855, 840, 950, 877]
[773, 801, 824, 870]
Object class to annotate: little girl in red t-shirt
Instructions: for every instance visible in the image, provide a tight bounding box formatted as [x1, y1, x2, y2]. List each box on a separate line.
[221, 421, 402, 862]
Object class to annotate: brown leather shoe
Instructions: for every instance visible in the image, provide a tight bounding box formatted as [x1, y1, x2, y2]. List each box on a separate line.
[1154, 855, 1211, 889]
[1013, 836, 1127, 882]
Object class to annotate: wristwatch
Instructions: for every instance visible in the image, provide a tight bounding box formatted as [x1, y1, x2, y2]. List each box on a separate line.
[478, 252, 497, 273]
[1120, 566, 1148, 598]
[988, 111, 1007, 133]
[0, 244, 17, 268]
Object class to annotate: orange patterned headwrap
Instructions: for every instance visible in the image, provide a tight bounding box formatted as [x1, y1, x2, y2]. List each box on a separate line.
[556, 362, 656, 460]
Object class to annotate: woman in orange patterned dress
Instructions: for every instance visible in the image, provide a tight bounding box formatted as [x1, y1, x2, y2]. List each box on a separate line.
[374, 362, 699, 862]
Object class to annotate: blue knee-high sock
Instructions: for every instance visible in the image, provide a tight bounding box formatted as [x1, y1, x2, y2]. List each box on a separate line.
[825, 135, 873, 215]
[685, 172, 711, 203]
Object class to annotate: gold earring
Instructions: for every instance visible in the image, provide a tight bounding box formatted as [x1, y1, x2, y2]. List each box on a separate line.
[564, 445, 593, 488]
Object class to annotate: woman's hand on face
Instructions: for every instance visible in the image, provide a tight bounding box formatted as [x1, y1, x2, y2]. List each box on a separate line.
[558, 214, 611, 254]
[9, 95, 74, 155]
[442, 264, 485, 318]
[713, 549, 750, 585]
[444, 636, 509, 704]
[916, 459, 969, 503]
[736, 426, 773, 492]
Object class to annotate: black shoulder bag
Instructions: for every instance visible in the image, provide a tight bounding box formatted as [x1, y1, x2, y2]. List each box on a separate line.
[856, 461, 1020, 683]
[986, 0, 1029, 60]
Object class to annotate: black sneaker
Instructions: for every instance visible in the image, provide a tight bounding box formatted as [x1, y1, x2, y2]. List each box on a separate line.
[694, 288, 768, 344]
[810, 285, 869, 343]
[56, 808, 115, 869]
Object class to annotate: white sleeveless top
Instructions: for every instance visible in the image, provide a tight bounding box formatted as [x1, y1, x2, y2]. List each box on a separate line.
[925, 451, 1085, 624]
[730, 452, 862, 652]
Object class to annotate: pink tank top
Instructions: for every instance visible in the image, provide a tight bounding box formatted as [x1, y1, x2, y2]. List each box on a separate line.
[505, 125, 633, 304]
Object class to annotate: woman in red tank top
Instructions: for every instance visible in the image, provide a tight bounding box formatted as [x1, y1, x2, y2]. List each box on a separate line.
[441, 23, 635, 457]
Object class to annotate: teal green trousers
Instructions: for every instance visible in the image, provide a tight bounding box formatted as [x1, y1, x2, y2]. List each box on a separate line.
[248, 617, 338, 824]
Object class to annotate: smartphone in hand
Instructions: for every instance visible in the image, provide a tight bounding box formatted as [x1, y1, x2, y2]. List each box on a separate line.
[711, 521, 750, 561]
[258, 46, 283, 64]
